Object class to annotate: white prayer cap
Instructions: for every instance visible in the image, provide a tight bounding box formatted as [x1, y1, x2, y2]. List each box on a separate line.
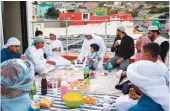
[49, 32, 56, 36]
[127, 60, 169, 111]
[4, 37, 20, 48]
[148, 25, 159, 31]
[32, 36, 45, 45]
[83, 32, 93, 36]
[117, 25, 126, 33]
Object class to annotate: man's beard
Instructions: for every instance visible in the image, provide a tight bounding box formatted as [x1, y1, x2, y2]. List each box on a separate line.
[149, 35, 155, 42]
[116, 34, 120, 38]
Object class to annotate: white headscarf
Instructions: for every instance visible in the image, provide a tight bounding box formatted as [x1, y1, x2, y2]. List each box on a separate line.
[127, 60, 169, 111]
[3, 37, 20, 48]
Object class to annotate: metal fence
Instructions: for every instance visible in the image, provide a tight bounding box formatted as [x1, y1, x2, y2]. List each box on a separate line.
[31, 19, 169, 54]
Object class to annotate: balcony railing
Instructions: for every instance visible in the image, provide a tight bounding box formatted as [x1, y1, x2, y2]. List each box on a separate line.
[31, 19, 169, 55]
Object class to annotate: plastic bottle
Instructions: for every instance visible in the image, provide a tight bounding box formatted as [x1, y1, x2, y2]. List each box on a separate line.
[107, 63, 113, 80]
[41, 76, 47, 95]
[29, 80, 36, 98]
[103, 96, 110, 111]
[71, 60, 75, 65]
[61, 75, 68, 100]
[52, 71, 58, 95]
[84, 65, 90, 79]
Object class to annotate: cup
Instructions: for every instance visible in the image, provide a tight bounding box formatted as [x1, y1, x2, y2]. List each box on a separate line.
[21, 54, 26, 59]
[103, 96, 110, 103]
[103, 103, 110, 111]
[117, 40, 121, 44]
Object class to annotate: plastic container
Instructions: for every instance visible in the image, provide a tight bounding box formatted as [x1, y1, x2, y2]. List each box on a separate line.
[41, 76, 47, 95]
[84, 65, 89, 79]
[103, 103, 110, 111]
[103, 96, 111, 111]
[52, 72, 58, 96]
[61, 75, 68, 100]
[107, 63, 113, 80]
[63, 92, 83, 108]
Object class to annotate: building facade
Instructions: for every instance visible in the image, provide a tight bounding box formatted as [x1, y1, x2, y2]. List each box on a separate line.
[36, 4, 54, 18]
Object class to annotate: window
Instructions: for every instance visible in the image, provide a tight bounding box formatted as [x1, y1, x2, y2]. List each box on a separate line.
[82, 13, 89, 20]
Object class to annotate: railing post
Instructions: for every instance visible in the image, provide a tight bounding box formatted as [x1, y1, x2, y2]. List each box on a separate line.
[66, 20, 68, 54]
[32, 22, 34, 38]
[105, 19, 107, 55]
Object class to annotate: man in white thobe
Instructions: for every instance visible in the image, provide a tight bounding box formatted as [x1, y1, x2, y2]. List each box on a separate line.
[45, 33, 71, 67]
[25, 36, 56, 74]
[77, 33, 106, 69]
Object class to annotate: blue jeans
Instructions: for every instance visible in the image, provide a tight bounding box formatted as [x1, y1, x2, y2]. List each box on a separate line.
[105, 55, 129, 71]
[86, 60, 98, 68]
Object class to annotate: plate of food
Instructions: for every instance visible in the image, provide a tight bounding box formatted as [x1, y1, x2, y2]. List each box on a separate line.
[39, 97, 54, 108]
[30, 97, 54, 109]
[83, 96, 96, 105]
[70, 79, 89, 92]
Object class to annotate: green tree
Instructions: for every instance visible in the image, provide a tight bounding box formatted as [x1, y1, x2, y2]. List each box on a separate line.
[67, 9, 75, 12]
[149, 6, 157, 10]
[149, 6, 158, 14]
[32, 1, 38, 5]
[158, 15, 166, 24]
[157, 7, 169, 13]
[98, 2, 105, 7]
[45, 7, 60, 19]
[138, 5, 144, 9]
[127, 10, 138, 17]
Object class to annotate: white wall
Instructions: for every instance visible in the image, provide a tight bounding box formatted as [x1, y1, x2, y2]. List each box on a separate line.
[0, 1, 4, 47]
[26, 1, 33, 46]
[3, 1, 23, 52]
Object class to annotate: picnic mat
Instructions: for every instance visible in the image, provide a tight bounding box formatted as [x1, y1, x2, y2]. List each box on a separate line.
[35, 88, 119, 111]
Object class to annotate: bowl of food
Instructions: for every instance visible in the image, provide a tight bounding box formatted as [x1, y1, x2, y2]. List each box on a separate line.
[63, 92, 84, 108]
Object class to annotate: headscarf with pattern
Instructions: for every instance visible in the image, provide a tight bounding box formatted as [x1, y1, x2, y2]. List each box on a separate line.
[1, 59, 34, 111]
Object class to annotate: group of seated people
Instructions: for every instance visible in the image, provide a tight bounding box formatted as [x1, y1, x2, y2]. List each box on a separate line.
[1, 25, 169, 111]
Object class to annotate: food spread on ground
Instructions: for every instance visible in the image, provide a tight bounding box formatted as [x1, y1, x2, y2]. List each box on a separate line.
[39, 97, 54, 108]
[83, 96, 96, 104]
[70, 79, 88, 90]
[31, 97, 54, 108]
[31, 103, 40, 109]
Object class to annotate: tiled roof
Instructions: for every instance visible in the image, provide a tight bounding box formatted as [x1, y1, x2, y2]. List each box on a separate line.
[83, 2, 98, 7]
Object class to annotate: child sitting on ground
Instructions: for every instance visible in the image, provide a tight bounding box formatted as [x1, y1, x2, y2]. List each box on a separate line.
[86, 44, 100, 71]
